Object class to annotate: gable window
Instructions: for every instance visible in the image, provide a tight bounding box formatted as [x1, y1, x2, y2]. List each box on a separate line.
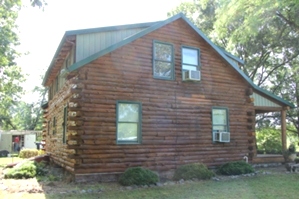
[153, 41, 174, 80]
[212, 107, 230, 142]
[182, 46, 201, 81]
[182, 46, 200, 71]
[116, 101, 142, 144]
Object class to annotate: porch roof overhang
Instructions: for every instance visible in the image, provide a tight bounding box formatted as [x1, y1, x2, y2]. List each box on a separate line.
[252, 91, 292, 114]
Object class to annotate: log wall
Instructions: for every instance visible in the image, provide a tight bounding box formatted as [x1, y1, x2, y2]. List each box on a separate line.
[44, 79, 78, 172]
[45, 18, 255, 175]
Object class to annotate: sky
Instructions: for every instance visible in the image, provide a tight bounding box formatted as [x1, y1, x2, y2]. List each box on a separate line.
[16, 0, 191, 102]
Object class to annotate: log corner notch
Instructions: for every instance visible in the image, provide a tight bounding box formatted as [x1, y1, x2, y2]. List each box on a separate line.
[246, 96, 254, 103]
[246, 87, 253, 96]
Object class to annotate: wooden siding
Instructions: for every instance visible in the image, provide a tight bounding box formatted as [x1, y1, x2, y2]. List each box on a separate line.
[252, 92, 280, 107]
[44, 78, 78, 172]
[55, 18, 256, 175]
[76, 28, 146, 62]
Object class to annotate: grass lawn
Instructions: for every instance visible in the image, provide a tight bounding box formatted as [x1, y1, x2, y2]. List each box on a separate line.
[0, 157, 23, 168]
[1, 172, 299, 199]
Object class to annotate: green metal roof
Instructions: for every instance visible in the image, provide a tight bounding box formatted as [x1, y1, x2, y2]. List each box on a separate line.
[217, 46, 245, 65]
[65, 21, 161, 36]
[42, 21, 160, 86]
[43, 13, 294, 108]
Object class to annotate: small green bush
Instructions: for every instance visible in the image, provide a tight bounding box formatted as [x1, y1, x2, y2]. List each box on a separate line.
[18, 149, 45, 158]
[173, 163, 215, 181]
[35, 161, 48, 176]
[4, 160, 48, 179]
[19, 149, 38, 158]
[118, 167, 159, 186]
[217, 161, 254, 175]
[5, 161, 37, 179]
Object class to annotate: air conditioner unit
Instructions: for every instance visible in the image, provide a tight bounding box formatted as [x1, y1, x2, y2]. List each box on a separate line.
[183, 70, 201, 81]
[214, 132, 230, 142]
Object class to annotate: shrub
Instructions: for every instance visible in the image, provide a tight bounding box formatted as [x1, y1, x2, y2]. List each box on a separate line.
[5, 161, 36, 179]
[19, 149, 44, 158]
[256, 149, 264, 154]
[4, 160, 48, 179]
[173, 163, 215, 181]
[35, 161, 48, 176]
[217, 161, 254, 175]
[38, 150, 46, 156]
[118, 167, 159, 186]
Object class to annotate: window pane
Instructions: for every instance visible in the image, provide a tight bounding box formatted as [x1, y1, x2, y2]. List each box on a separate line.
[154, 61, 172, 78]
[182, 48, 198, 65]
[118, 103, 139, 122]
[155, 43, 172, 61]
[212, 109, 227, 125]
[182, 64, 197, 71]
[117, 123, 138, 141]
[213, 126, 226, 132]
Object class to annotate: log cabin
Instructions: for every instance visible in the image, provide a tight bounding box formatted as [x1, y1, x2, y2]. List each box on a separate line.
[41, 13, 294, 182]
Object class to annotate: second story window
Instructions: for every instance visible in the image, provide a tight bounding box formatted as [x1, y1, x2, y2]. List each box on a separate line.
[153, 41, 174, 80]
[182, 47, 200, 71]
[182, 46, 201, 81]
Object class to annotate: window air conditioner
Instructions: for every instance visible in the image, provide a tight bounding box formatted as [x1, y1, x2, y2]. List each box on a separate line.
[183, 70, 201, 81]
[214, 132, 230, 142]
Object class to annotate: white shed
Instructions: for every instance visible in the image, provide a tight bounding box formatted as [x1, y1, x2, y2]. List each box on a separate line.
[0, 130, 40, 152]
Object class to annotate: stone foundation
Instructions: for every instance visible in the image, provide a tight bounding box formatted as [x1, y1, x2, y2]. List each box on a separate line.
[74, 172, 123, 183]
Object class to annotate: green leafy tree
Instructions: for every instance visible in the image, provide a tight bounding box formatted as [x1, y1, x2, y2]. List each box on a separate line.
[11, 85, 47, 130]
[0, 0, 46, 129]
[256, 128, 282, 154]
[168, 0, 218, 38]
[0, 65, 24, 129]
[215, 0, 299, 45]
[214, 0, 299, 136]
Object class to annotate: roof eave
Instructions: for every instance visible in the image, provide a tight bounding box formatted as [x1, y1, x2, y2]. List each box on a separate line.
[253, 86, 295, 108]
[42, 34, 68, 86]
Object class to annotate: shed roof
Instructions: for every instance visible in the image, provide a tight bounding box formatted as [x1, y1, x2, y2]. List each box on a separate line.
[43, 13, 294, 108]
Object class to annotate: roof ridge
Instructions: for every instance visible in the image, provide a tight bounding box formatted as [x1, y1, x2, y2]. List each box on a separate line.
[65, 21, 162, 36]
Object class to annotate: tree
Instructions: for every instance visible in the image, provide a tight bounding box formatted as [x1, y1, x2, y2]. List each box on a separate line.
[214, 0, 299, 44]
[168, 0, 218, 38]
[0, 0, 46, 129]
[215, 0, 299, 136]
[11, 85, 47, 130]
[29, 0, 46, 8]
